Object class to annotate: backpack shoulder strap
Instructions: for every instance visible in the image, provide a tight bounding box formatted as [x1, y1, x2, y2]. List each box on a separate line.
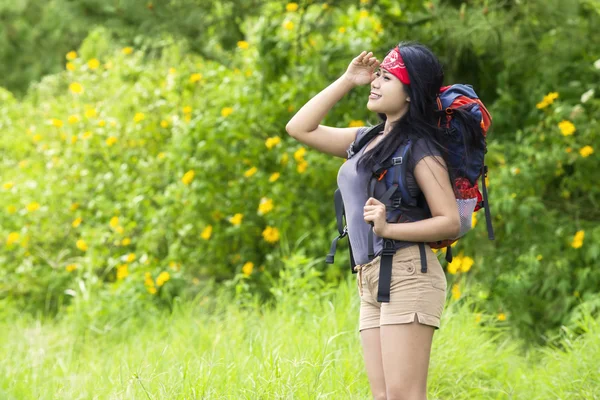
[346, 122, 385, 159]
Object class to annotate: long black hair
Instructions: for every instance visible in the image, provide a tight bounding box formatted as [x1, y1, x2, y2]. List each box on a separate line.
[356, 41, 483, 195]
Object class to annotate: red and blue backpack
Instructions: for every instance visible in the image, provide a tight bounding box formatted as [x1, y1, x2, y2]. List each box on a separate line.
[326, 83, 495, 303]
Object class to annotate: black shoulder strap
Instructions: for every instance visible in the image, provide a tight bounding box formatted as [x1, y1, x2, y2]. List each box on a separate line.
[346, 122, 385, 159]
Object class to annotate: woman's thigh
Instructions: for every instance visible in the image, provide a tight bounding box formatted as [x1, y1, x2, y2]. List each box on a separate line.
[360, 327, 387, 400]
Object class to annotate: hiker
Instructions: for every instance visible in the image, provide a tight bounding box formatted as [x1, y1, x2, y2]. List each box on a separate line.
[286, 42, 491, 399]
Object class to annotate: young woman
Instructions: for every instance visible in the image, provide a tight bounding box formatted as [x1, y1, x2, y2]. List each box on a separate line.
[286, 42, 461, 400]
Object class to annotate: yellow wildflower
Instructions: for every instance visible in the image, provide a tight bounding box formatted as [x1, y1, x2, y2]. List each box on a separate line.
[182, 170, 195, 185]
[558, 120, 575, 136]
[244, 166, 258, 177]
[447, 256, 462, 275]
[7, 205, 17, 214]
[76, 239, 88, 251]
[451, 283, 461, 300]
[85, 108, 97, 118]
[359, 10, 369, 18]
[579, 146, 594, 157]
[87, 58, 100, 70]
[160, 120, 169, 128]
[69, 82, 84, 94]
[144, 272, 154, 287]
[109, 216, 119, 228]
[190, 73, 202, 83]
[68, 115, 80, 124]
[122, 47, 133, 55]
[229, 213, 243, 226]
[66, 62, 75, 71]
[339, 27, 346, 34]
[497, 313, 507, 321]
[221, 107, 234, 117]
[265, 136, 281, 149]
[66, 264, 78, 272]
[286, 2, 299, 12]
[6, 232, 20, 246]
[70, 203, 79, 211]
[183, 106, 192, 114]
[283, 20, 294, 30]
[51, 118, 64, 128]
[72, 217, 82, 228]
[349, 120, 364, 127]
[472, 212, 478, 228]
[269, 172, 280, 182]
[27, 202, 40, 212]
[126, 253, 136, 263]
[122, 238, 131, 246]
[117, 264, 129, 280]
[201, 225, 213, 240]
[157, 152, 166, 159]
[237, 41, 249, 49]
[294, 147, 306, 162]
[169, 261, 181, 271]
[98, 120, 106, 127]
[133, 112, 145, 123]
[572, 230, 584, 248]
[460, 256, 474, 273]
[66, 51, 77, 60]
[156, 271, 170, 287]
[262, 226, 280, 243]
[258, 198, 274, 215]
[106, 136, 118, 146]
[536, 254, 543, 261]
[281, 153, 289, 165]
[242, 261, 254, 276]
[3, 182, 14, 190]
[297, 161, 308, 173]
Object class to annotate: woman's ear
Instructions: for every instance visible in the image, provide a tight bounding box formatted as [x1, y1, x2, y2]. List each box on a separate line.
[406, 97, 411, 102]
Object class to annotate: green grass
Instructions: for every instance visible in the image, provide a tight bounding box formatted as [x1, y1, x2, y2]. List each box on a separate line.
[0, 275, 598, 399]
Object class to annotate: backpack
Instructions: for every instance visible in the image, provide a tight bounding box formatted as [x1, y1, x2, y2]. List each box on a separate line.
[326, 83, 495, 303]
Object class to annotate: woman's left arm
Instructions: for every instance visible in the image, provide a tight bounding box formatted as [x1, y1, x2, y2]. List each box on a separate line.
[380, 155, 460, 242]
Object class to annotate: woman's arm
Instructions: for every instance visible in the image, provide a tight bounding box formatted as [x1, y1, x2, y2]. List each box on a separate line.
[381, 155, 460, 242]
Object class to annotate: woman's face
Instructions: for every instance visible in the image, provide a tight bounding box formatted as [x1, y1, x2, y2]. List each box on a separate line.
[367, 66, 410, 120]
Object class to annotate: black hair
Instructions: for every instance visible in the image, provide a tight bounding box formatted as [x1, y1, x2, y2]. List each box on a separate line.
[355, 41, 484, 195]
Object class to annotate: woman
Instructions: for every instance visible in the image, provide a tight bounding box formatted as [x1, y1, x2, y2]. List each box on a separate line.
[286, 42, 461, 399]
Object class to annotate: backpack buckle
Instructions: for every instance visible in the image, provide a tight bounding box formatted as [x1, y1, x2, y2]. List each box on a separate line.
[346, 142, 356, 159]
[391, 157, 403, 165]
[391, 197, 402, 208]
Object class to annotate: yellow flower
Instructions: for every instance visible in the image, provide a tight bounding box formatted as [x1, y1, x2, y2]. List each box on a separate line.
[147, 286, 157, 294]
[3, 182, 14, 190]
[133, 112, 145, 123]
[262, 226, 280, 243]
[497, 313, 507, 321]
[122, 47, 133, 55]
[229, 213, 243, 226]
[537, 92, 559, 109]
[339, 27, 346, 34]
[27, 202, 40, 212]
[69, 82, 84, 94]
[106, 136, 118, 146]
[182, 170, 195, 185]
[359, 10, 369, 18]
[536, 254, 543, 261]
[66, 62, 76, 71]
[237, 41, 250, 49]
[536, 100, 549, 109]
[242, 261, 254, 276]
[221, 107, 234, 117]
[558, 120, 575, 136]
[68, 115, 80, 124]
[286, 2, 299, 12]
[157, 152, 166, 160]
[349, 120, 364, 127]
[87, 58, 100, 70]
[70, 203, 79, 211]
[579, 146, 594, 157]
[7, 205, 17, 214]
[572, 230, 584, 248]
[183, 106, 192, 114]
[547, 92, 559, 101]
[66, 264, 78, 272]
[244, 166, 258, 177]
[281, 153, 289, 165]
[294, 147, 306, 162]
[115, 225, 124, 234]
[32, 134, 43, 143]
[460, 256, 474, 273]
[512, 167, 521, 175]
[201, 225, 213, 240]
[98, 120, 106, 127]
[322, 3, 329, 9]
[297, 161, 308, 173]
[269, 172, 280, 182]
[475, 313, 482, 323]
[472, 212, 478, 228]
[451, 283, 461, 300]
[109, 216, 119, 228]
[76, 239, 88, 251]
[169, 261, 181, 271]
[156, 271, 170, 287]
[265, 136, 281, 149]
[447, 257, 461, 274]
[85, 108, 97, 118]
[6, 232, 20, 246]
[71, 136, 77, 144]
[124, 253, 135, 263]
[51, 118, 64, 128]
[144, 272, 154, 287]
[72, 217, 82, 228]
[190, 73, 202, 83]
[117, 264, 129, 280]
[160, 120, 169, 128]
[283, 20, 295, 30]
[121, 238, 131, 246]
[66, 51, 77, 60]
[258, 198, 274, 215]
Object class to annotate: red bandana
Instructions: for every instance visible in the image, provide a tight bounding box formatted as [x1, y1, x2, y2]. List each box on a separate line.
[380, 47, 411, 85]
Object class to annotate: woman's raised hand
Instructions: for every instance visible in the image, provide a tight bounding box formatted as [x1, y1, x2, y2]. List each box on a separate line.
[343, 51, 380, 87]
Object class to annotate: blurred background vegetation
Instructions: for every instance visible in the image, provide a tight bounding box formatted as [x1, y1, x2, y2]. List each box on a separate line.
[1, 0, 599, 349]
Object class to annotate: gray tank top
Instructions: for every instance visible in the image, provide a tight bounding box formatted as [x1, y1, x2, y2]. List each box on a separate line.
[336, 127, 442, 265]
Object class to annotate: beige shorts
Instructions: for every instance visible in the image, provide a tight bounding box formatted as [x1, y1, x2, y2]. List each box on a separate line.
[355, 244, 447, 332]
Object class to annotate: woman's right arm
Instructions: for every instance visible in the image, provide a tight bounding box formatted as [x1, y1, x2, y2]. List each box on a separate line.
[285, 51, 380, 159]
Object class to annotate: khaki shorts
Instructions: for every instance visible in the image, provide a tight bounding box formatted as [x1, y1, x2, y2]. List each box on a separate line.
[355, 244, 447, 332]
